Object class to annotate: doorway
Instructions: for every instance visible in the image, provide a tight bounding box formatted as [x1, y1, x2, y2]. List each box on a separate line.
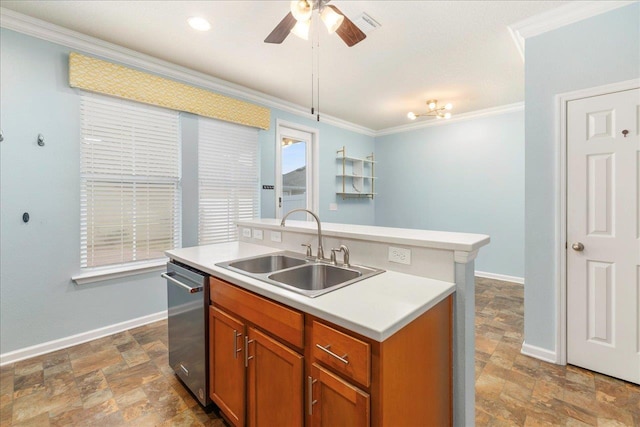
[275, 120, 319, 220]
[565, 86, 639, 384]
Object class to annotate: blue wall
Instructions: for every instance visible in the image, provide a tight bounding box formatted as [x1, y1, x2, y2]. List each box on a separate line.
[375, 111, 525, 277]
[0, 28, 375, 354]
[524, 3, 640, 352]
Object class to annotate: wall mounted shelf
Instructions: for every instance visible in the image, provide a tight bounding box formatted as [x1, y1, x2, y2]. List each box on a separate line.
[336, 146, 376, 199]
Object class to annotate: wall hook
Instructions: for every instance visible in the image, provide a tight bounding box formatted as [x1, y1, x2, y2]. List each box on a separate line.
[37, 134, 45, 146]
[622, 129, 629, 138]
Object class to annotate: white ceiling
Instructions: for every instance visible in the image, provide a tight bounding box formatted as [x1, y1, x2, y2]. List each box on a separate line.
[1, 0, 571, 131]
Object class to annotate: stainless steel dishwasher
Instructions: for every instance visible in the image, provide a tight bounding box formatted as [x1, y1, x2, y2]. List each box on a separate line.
[162, 261, 211, 407]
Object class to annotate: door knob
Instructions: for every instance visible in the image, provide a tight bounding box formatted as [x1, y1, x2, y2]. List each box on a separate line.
[572, 242, 584, 251]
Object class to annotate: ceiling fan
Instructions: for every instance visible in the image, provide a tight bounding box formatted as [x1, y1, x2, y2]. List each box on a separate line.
[265, 0, 367, 47]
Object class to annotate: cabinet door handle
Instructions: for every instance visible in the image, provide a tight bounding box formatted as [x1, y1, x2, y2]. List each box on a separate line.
[307, 376, 318, 415]
[244, 335, 255, 367]
[316, 344, 349, 364]
[233, 329, 242, 359]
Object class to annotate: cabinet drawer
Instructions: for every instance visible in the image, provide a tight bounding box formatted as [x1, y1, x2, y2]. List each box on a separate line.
[210, 277, 304, 349]
[311, 321, 370, 387]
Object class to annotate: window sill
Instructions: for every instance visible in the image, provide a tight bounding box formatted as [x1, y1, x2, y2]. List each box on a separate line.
[72, 259, 168, 285]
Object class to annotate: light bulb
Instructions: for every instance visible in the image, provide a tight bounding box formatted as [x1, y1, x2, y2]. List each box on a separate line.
[290, 0, 312, 22]
[321, 6, 344, 34]
[444, 103, 453, 110]
[444, 112, 452, 119]
[407, 112, 417, 120]
[427, 101, 437, 110]
[188, 17, 211, 31]
[290, 19, 311, 40]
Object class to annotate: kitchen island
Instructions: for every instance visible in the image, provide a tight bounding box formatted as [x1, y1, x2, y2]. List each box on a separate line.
[166, 220, 489, 426]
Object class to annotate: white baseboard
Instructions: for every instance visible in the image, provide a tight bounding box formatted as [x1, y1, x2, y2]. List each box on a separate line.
[475, 270, 524, 285]
[0, 310, 167, 366]
[521, 341, 559, 364]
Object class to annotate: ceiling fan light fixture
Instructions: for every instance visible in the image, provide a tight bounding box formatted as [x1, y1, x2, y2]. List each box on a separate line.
[290, 19, 311, 40]
[321, 6, 344, 34]
[187, 16, 211, 32]
[290, 0, 313, 22]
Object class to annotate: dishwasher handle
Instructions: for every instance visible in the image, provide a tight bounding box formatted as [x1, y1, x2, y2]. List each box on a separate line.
[162, 272, 204, 294]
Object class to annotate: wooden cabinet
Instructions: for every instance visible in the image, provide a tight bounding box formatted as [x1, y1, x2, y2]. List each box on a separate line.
[210, 275, 453, 427]
[210, 277, 305, 427]
[247, 327, 304, 426]
[309, 363, 370, 427]
[209, 306, 245, 426]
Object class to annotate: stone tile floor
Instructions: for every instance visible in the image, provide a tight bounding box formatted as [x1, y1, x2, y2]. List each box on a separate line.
[0, 277, 638, 426]
[474, 277, 639, 426]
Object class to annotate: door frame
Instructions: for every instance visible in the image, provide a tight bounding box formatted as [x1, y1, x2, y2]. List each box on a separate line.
[274, 119, 320, 219]
[554, 77, 640, 365]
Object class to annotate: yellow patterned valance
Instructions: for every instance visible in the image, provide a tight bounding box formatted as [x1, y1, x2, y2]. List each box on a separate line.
[69, 52, 270, 130]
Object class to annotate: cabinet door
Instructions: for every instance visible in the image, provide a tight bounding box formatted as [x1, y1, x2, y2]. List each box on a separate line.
[209, 306, 245, 426]
[246, 327, 304, 427]
[309, 363, 369, 427]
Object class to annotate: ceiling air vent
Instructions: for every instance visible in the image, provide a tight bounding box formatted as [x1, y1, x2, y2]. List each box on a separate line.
[353, 12, 381, 34]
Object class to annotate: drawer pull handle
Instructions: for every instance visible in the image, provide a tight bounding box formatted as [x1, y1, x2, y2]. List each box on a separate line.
[316, 344, 349, 364]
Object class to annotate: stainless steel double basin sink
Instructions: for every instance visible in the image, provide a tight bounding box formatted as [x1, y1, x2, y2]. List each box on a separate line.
[216, 251, 384, 297]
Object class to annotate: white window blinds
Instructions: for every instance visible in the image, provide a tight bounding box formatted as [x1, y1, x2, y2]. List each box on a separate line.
[80, 93, 181, 268]
[198, 117, 259, 245]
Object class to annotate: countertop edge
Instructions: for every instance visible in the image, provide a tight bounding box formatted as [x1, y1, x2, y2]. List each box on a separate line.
[236, 219, 491, 252]
[166, 243, 457, 342]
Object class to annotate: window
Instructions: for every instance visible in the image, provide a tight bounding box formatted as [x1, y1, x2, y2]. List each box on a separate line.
[80, 94, 181, 268]
[198, 117, 259, 244]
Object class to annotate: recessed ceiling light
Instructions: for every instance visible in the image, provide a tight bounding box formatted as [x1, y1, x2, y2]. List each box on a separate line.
[188, 17, 211, 31]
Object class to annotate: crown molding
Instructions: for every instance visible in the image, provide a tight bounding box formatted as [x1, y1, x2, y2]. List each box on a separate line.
[0, 7, 376, 137]
[508, 1, 637, 61]
[375, 102, 524, 137]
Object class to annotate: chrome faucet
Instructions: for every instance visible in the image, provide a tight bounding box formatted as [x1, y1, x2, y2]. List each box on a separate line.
[331, 245, 350, 267]
[281, 209, 325, 261]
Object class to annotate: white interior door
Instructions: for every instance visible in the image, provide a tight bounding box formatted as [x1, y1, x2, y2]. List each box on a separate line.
[567, 88, 640, 384]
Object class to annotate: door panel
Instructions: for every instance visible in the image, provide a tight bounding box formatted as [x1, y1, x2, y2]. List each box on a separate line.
[309, 363, 369, 427]
[567, 88, 640, 384]
[209, 306, 245, 426]
[246, 327, 303, 427]
[275, 125, 314, 219]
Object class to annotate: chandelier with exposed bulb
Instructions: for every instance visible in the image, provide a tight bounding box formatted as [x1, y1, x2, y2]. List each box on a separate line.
[407, 99, 453, 120]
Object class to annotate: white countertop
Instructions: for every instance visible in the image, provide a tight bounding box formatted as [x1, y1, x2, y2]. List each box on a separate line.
[237, 219, 490, 252]
[166, 241, 455, 342]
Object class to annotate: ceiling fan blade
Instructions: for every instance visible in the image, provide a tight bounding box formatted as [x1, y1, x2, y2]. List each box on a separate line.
[330, 6, 367, 47]
[265, 12, 297, 44]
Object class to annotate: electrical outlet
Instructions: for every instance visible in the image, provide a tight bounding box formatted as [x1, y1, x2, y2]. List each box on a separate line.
[388, 246, 411, 265]
[270, 231, 282, 242]
[242, 228, 251, 238]
[252, 229, 263, 240]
